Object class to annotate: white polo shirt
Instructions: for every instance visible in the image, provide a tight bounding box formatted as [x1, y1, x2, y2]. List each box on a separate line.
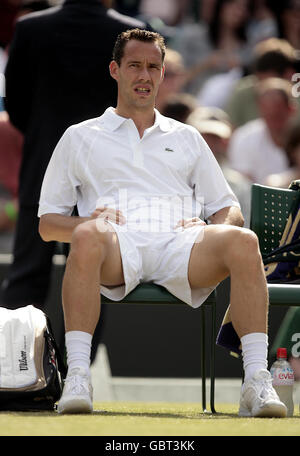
[38, 107, 240, 230]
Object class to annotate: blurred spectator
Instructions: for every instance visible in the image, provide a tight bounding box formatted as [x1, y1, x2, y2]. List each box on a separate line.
[0, 48, 6, 112]
[187, 106, 251, 226]
[0, 111, 23, 253]
[199, 0, 218, 24]
[195, 0, 279, 109]
[265, 120, 300, 187]
[18, 0, 52, 16]
[138, 0, 189, 27]
[0, 0, 22, 49]
[0, 0, 53, 110]
[161, 92, 197, 123]
[226, 37, 299, 127]
[1, 0, 147, 363]
[273, 0, 300, 58]
[155, 48, 186, 112]
[228, 77, 298, 183]
[171, 0, 252, 95]
[113, 0, 141, 17]
[113, 0, 179, 41]
[0, 112, 22, 201]
[196, 66, 243, 109]
[0, 0, 51, 50]
[246, 0, 278, 47]
[0, 0, 51, 242]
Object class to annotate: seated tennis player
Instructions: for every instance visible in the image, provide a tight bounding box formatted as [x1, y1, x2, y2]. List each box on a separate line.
[38, 29, 287, 417]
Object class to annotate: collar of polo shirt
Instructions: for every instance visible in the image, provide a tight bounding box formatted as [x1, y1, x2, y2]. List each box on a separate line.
[100, 107, 172, 133]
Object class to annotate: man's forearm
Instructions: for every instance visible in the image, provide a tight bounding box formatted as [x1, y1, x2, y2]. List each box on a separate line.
[39, 213, 91, 243]
[208, 206, 244, 227]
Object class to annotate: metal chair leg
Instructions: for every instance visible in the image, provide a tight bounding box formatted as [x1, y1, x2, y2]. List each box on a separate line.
[210, 299, 217, 413]
[201, 305, 206, 412]
[201, 297, 217, 413]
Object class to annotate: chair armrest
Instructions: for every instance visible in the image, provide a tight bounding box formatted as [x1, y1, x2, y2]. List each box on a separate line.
[268, 284, 300, 306]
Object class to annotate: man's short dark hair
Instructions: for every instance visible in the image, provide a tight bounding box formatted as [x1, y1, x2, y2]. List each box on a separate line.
[254, 51, 295, 76]
[112, 28, 166, 66]
[252, 38, 297, 76]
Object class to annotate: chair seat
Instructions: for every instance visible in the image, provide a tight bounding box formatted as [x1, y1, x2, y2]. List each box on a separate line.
[102, 283, 216, 305]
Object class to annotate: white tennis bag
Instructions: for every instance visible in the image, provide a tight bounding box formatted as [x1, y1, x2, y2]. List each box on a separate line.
[0, 305, 66, 410]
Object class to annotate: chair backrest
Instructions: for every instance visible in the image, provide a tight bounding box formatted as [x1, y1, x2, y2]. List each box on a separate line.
[250, 184, 300, 255]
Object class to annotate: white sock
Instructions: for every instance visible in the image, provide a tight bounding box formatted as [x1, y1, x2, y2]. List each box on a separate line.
[241, 332, 268, 382]
[65, 331, 92, 374]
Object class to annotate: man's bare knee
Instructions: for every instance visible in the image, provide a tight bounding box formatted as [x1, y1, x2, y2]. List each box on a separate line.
[236, 228, 260, 255]
[70, 221, 108, 264]
[225, 227, 262, 269]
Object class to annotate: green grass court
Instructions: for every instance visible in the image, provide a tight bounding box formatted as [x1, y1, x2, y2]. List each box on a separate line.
[0, 401, 299, 436]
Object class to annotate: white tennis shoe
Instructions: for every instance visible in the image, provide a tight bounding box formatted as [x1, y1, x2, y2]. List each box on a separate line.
[57, 367, 93, 414]
[239, 369, 287, 418]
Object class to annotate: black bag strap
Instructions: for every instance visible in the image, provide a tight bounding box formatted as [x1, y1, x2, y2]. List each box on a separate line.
[263, 239, 300, 264]
[45, 315, 67, 379]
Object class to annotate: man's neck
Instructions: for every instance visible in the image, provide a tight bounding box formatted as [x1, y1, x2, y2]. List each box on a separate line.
[268, 129, 285, 148]
[265, 121, 288, 148]
[115, 106, 156, 138]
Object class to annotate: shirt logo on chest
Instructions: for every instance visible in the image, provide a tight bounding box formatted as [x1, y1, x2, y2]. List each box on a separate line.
[165, 147, 174, 152]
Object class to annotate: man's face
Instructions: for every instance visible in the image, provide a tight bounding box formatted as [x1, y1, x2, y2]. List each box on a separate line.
[110, 39, 165, 111]
[157, 60, 185, 105]
[258, 91, 294, 133]
[202, 133, 229, 162]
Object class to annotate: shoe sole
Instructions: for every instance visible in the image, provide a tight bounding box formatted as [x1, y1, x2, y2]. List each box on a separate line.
[239, 402, 287, 418]
[57, 397, 93, 414]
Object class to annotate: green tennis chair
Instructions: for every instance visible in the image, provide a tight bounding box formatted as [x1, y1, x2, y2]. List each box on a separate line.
[102, 284, 217, 413]
[250, 183, 300, 359]
[250, 182, 300, 306]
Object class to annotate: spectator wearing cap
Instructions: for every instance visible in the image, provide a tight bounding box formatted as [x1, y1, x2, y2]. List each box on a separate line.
[187, 106, 251, 226]
[161, 92, 197, 123]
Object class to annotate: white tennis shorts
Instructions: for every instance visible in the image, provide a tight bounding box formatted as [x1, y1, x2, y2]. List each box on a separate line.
[100, 222, 216, 309]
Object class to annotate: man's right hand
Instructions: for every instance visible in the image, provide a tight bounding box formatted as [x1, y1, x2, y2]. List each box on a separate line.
[92, 206, 126, 225]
